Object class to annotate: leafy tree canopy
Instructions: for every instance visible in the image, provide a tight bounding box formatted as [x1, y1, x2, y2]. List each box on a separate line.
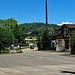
[69, 30, 75, 54]
[20, 22, 59, 33]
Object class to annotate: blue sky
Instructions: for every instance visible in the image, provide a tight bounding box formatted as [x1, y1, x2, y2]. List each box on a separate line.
[0, 0, 75, 25]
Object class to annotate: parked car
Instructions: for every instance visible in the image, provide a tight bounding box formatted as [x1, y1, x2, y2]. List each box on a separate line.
[29, 43, 35, 49]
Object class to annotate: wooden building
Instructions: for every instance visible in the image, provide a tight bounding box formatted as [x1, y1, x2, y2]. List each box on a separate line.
[55, 24, 75, 51]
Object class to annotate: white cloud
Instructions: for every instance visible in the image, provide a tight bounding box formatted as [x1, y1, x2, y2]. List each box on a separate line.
[58, 22, 73, 26]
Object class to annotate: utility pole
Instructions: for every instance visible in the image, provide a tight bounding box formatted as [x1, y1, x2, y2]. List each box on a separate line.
[45, 0, 48, 32]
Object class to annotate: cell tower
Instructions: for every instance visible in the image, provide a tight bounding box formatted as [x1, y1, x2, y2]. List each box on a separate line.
[28, 14, 30, 23]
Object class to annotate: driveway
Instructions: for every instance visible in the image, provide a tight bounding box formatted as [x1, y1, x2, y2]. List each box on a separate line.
[0, 47, 75, 75]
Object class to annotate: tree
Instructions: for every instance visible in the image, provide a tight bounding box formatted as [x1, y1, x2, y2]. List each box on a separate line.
[0, 27, 15, 53]
[0, 18, 17, 44]
[4, 18, 17, 32]
[13, 24, 26, 44]
[30, 30, 39, 37]
[37, 30, 51, 50]
[41, 31, 51, 50]
[69, 30, 75, 54]
[37, 33, 43, 50]
[20, 23, 58, 33]
[0, 18, 19, 43]
[0, 27, 15, 45]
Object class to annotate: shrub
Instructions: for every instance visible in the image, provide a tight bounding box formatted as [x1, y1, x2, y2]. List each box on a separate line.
[15, 48, 23, 53]
[69, 30, 75, 54]
[1, 48, 10, 54]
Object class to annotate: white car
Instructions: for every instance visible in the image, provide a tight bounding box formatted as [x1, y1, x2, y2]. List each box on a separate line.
[29, 43, 35, 49]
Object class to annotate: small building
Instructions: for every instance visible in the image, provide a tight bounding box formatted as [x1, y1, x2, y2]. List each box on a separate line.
[55, 24, 75, 51]
[25, 37, 37, 45]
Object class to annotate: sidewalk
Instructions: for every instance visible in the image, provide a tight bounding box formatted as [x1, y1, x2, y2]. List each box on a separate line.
[22, 47, 75, 57]
[22, 47, 38, 52]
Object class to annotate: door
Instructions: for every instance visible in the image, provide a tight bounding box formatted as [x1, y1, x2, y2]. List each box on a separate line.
[65, 40, 69, 49]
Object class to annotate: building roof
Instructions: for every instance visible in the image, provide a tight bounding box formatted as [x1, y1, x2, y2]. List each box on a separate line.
[63, 24, 75, 29]
[53, 24, 75, 36]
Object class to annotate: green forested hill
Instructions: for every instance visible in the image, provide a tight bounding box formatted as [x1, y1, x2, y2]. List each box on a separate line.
[20, 22, 59, 32]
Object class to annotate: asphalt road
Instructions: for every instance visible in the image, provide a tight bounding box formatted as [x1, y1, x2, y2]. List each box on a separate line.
[0, 48, 75, 75]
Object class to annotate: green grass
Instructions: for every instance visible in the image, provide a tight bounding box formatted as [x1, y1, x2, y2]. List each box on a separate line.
[15, 46, 29, 53]
[21, 46, 29, 49]
[0, 46, 29, 55]
[0, 48, 10, 54]
[0, 52, 9, 54]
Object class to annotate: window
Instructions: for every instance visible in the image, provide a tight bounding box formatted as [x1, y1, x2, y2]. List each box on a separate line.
[64, 31, 67, 37]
